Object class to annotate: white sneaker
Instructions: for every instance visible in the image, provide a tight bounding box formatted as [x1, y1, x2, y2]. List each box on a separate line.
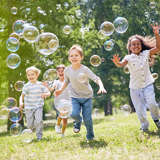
[55, 125, 61, 134]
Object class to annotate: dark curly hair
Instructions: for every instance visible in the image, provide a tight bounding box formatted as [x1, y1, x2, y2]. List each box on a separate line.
[127, 35, 156, 54]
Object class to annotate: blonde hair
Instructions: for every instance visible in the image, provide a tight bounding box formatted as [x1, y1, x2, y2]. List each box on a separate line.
[68, 44, 84, 57]
[26, 66, 41, 76]
[56, 64, 65, 70]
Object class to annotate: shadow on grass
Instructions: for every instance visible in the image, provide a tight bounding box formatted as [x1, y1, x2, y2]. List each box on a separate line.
[80, 139, 108, 149]
[142, 130, 160, 138]
[0, 131, 9, 137]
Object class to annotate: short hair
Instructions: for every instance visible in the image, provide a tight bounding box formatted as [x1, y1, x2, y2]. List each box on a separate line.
[26, 66, 41, 76]
[56, 64, 65, 70]
[68, 44, 84, 57]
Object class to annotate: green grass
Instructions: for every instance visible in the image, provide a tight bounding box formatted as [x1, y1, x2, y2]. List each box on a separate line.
[1, 112, 160, 160]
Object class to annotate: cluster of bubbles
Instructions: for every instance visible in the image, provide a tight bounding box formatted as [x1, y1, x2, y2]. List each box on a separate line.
[1, 97, 23, 136]
[90, 17, 128, 67]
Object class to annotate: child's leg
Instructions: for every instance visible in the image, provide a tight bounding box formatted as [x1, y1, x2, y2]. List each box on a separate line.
[130, 89, 149, 130]
[25, 109, 34, 130]
[144, 84, 160, 128]
[57, 116, 62, 126]
[62, 118, 68, 134]
[71, 98, 82, 131]
[81, 98, 94, 140]
[34, 107, 43, 139]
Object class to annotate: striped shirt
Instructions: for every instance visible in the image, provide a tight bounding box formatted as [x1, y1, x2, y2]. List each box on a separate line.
[22, 81, 49, 109]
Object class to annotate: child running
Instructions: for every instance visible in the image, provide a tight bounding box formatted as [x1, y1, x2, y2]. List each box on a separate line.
[55, 44, 107, 141]
[20, 66, 50, 140]
[112, 24, 160, 132]
[46, 64, 71, 137]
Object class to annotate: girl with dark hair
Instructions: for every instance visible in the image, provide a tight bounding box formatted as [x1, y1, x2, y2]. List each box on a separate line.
[112, 24, 160, 132]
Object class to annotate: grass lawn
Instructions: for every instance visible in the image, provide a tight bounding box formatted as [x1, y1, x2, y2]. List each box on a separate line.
[0, 111, 160, 160]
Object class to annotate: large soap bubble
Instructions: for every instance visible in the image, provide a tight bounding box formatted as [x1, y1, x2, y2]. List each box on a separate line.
[9, 107, 22, 123]
[152, 73, 158, 80]
[23, 25, 39, 43]
[11, 7, 17, 15]
[43, 69, 57, 81]
[4, 97, 17, 109]
[56, 99, 72, 118]
[123, 66, 130, 74]
[113, 17, 128, 34]
[10, 123, 22, 136]
[100, 21, 114, 36]
[12, 20, 25, 35]
[63, 25, 72, 35]
[104, 39, 115, 51]
[90, 55, 102, 67]
[14, 81, 24, 92]
[7, 53, 21, 69]
[36, 32, 59, 56]
[21, 129, 33, 143]
[6, 37, 19, 52]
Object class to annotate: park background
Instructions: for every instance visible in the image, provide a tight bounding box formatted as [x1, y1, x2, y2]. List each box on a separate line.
[0, 0, 160, 160]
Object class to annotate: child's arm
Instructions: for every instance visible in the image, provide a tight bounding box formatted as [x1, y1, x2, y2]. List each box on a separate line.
[96, 78, 107, 94]
[42, 81, 56, 92]
[19, 94, 24, 111]
[41, 87, 51, 99]
[112, 54, 128, 67]
[150, 23, 160, 56]
[54, 82, 68, 96]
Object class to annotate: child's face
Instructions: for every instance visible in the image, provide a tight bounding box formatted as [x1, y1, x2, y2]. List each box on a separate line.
[68, 49, 83, 65]
[56, 68, 64, 78]
[26, 70, 38, 83]
[129, 38, 142, 55]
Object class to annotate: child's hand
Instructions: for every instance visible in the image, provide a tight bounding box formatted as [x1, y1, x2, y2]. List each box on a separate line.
[111, 54, 120, 64]
[151, 23, 160, 35]
[97, 87, 107, 94]
[41, 93, 49, 99]
[54, 90, 62, 97]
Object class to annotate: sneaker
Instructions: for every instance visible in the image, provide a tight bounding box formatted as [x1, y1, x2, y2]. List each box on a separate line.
[37, 137, 42, 141]
[140, 128, 149, 132]
[55, 125, 61, 134]
[154, 120, 160, 129]
[73, 127, 80, 133]
[61, 134, 65, 138]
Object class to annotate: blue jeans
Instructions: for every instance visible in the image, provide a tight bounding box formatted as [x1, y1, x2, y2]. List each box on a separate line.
[71, 97, 94, 140]
[130, 84, 160, 130]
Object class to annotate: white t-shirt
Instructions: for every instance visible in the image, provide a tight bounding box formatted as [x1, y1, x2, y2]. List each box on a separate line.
[122, 50, 154, 89]
[53, 80, 70, 107]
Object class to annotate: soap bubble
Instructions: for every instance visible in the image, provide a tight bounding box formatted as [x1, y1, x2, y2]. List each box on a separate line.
[104, 39, 115, 51]
[9, 32, 20, 41]
[123, 66, 129, 74]
[10, 123, 22, 136]
[21, 129, 33, 143]
[11, 7, 17, 15]
[152, 73, 158, 80]
[56, 100, 72, 118]
[43, 69, 57, 81]
[90, 55, 102, 67]
[150, 1, 156, 9]
[9, 107, 22, 123]
[7, 53, 21, 69]
[4, 97, 17, 109]
[77, 73, 88, 83]
[23, 25, 39, 43]
[120, 104, 131, 114]
[12, 20, 25, 35]
[75, 10, 81, 18]
[36, 32, 59, 56]
[14, 81, 24, 92]
[63, 25, 72, 34]
[100, 21, 114, 36]
[113, 17, 128, 34]
[6, 37, 20, 52]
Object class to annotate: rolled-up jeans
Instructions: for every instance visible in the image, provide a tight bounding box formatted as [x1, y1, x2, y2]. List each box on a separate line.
[71, 97, 94, 140]
[130, 84, 160, 130]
